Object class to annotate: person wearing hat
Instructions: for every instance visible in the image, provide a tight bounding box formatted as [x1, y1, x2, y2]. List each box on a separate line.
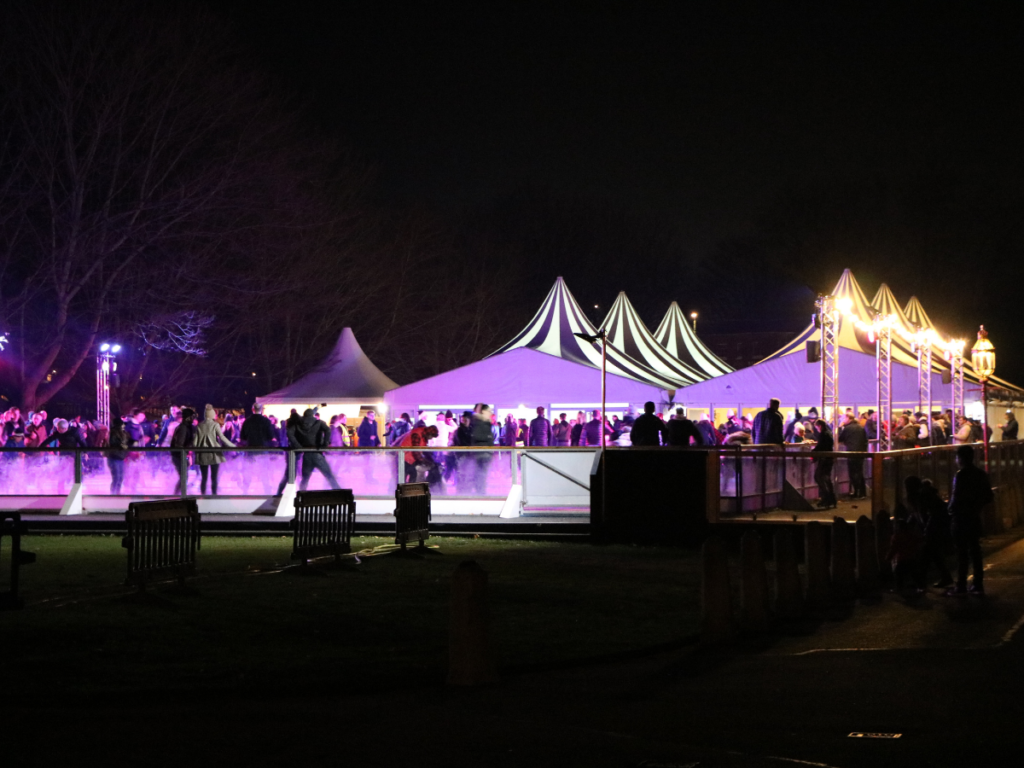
[998, 410, 1018, 441]
[47, 417, 87, 449]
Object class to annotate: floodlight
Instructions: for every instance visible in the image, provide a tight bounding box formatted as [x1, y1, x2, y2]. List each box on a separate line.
[100, 343, 110, 352]
[111, 344, 121, 353]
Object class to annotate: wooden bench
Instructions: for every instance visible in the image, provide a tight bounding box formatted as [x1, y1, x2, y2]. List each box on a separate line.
[121, 498, 201, 590]
[291, 489, 356, 566]
[0, 512, 35, 610]
[395, 482, 431, 552]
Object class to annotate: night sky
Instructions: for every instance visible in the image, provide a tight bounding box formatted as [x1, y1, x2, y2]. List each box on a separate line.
[212, 2, 1024, 380]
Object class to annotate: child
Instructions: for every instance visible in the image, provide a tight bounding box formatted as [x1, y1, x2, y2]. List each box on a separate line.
[886, 517, 925, 593]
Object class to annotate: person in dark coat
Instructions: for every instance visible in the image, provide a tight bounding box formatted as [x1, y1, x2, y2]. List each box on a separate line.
[751, 399, 785, 446]
[469, 404, 495, 494]
[239, 402, 277, 494]
[630, 402, 667, 446]
[811, 419, 836, 508]
[946, 445, 994, 596]
[551, 413, 571, 446]
[169, 408, 197, 492]
[999, 410, 1018, 441]
[528, 407, 552, 447]
[570, 411, 585, 446]
[356, 411, 380, 448]
[838, 413, 868, 498]
[664, 408, 703, 447]
[274, 411, 302, 495]
[289, 409, 341, 491]
[582, 410, 612, 446]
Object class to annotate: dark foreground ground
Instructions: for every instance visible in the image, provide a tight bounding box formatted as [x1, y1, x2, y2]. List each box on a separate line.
[5, 532, 1024, 767]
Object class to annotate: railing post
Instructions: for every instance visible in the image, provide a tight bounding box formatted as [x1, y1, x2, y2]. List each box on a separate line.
[870, 454, 883, 521]
[74, 450, 83, 484]
[288, 450, 296, 485]
[510, 448, 518, 485]
[179, 450, 188, 498]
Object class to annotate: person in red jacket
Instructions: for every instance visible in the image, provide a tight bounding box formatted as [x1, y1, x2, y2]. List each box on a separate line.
[399, 425, 439, 484]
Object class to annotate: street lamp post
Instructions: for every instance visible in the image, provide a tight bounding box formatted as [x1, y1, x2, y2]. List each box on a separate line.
[971, 326, 996, 468]
[690, 311, 698, 333]
[574, 329, 608, 448]
[96, 343, 121, 428]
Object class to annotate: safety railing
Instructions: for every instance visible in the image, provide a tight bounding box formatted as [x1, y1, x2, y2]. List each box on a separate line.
[0, 446, 598, 508]
[712, 440, 1024, 524]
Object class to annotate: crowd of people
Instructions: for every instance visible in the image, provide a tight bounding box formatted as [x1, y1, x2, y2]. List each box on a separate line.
[2, 398, 1017, 508]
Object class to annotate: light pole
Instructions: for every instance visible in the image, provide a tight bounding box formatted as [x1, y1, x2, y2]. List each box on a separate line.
[971, 326, 996, 468]
[690, 311, 698, 333]
[96, 342, 121, 428]
[574, 329, 608, 448]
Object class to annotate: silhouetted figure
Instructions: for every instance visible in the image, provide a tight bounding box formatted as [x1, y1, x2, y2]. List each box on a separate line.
[811, 419, 836, 509]
[946, 445, 993, 596]
[838, 413, 868, 498]
[666, 407, 703, 446]
[751, 398, 784, 446]
[289, 409, 341, 491]
[528, 406, 552, 446]
[630, 401, 668, 446]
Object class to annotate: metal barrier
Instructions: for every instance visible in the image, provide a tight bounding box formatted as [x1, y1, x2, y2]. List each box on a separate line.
[122, 498, 201, 590]
[0, 513, 36, 609]
[291, 489, 356, 566]
[394, 482, 431, 551]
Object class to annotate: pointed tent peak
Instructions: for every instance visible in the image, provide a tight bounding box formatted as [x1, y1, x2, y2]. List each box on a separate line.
[601, 292, 704, 384]
[904, 296, 936, 331]
[257, 327, 398, 404]
[652, 300, 733, 378]
[488, 276, 682, 390]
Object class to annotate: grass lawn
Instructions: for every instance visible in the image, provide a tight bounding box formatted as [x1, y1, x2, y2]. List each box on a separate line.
[1, 535, 701, 702]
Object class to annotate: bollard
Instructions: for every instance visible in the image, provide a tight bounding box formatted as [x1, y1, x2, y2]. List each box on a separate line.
[740, 530, 770, 634]
[855, 515, 881, 599]
[773, 529, 803, 619]
[701, 535, 734, 646]
[830, 517, 856, 602]
[875, 511, 893, 586]
[447, 560, 499, 686]
[804, 522, 831, 611]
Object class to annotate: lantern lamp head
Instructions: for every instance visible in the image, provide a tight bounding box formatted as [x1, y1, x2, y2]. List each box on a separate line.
[971, 325, 996, 381]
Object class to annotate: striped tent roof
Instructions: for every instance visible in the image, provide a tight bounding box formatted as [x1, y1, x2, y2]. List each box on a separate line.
[653, 301, 733, 378]
[761, 269, 879, 362]
[602, 293, 704, 385]
[903, 296, 936, 331]
[489, 277, 682, 391]
[870, 283, 947, 373]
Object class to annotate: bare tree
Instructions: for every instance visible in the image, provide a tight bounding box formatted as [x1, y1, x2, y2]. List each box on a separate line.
[0, 3, 336, 409]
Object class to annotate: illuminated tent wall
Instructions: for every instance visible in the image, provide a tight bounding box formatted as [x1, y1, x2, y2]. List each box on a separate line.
[601, 293, 704, 385]
[653, 301, 733, 378]
[384, 347, 666, 417]
[489, 277, 683, 391]
[672, 345, 950, 413]
[257, 327, 398, 422]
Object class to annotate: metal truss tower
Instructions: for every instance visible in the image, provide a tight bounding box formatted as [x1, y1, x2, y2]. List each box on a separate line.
[916, 338, 933, 444]
[817, 294, 839, 435]
[951, 347, 965, 420]
[96, 352, 112, 428]
[875, 318, 893, 451]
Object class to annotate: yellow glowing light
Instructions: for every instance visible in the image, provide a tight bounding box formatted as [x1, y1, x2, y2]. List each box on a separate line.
[836, 296, 853, 314]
